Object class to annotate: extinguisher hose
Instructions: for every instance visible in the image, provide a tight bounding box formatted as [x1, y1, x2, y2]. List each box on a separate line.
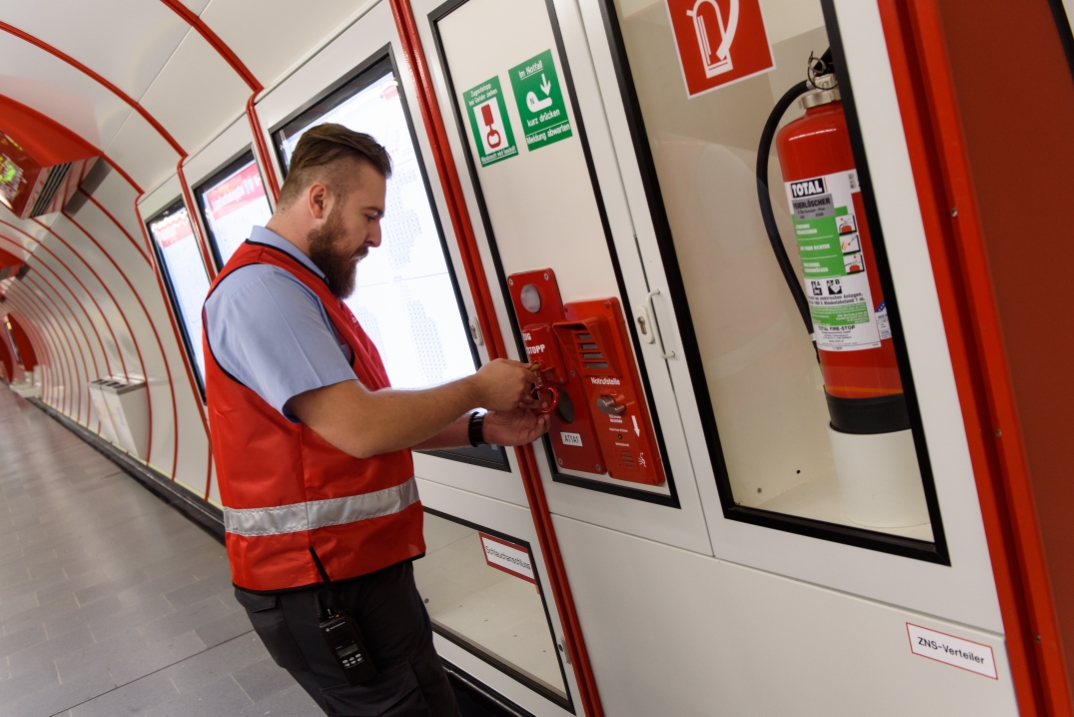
[756, 80, 814, 338]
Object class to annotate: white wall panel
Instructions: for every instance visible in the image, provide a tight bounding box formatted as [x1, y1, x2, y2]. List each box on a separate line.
[200, 0, 377, 87]
[0, 0, 190, 99]
[22, 278, 92, 425]
[184, 114, 254, 187]
[178, 0, 214, 15]
[554, 514, 1018, 717]
[104, 111, 181, 192]
[89, 169, 147, 255]
[48, 212, 202, 485]
[138, 29, 250, 157]
[140, 176, 183, 220]
[0, 33, 132, 149]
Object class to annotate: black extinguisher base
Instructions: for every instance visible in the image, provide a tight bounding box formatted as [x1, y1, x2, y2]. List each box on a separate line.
[826, 391, 911, 435]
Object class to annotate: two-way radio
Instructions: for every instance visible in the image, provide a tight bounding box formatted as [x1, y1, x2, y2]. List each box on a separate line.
[309, 547, 378, 685]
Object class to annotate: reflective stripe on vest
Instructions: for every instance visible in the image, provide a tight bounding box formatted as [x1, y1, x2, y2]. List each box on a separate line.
[223, 477, 419, 538]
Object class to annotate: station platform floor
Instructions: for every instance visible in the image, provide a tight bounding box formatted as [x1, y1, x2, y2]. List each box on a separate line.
[0, 388, 510, 717]
[0, 389, 327, 717]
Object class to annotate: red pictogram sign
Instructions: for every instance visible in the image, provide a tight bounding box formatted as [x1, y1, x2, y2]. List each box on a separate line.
[665, 0, 775, 97]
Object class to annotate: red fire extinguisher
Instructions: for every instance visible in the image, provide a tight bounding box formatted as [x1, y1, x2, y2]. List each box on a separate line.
[757, 51, 909, 436]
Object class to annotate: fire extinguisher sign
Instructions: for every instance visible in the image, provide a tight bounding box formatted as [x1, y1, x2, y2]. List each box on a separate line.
[665, 0, 775, 97]
[463, 76, 518, 166]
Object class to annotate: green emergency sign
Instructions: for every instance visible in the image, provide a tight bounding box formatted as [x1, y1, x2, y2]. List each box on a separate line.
[463, 75, 517, 167]
[509, 49, 573, 151]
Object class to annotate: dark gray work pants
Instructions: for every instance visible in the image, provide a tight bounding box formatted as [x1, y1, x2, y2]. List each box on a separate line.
[235, 561, 461, 717]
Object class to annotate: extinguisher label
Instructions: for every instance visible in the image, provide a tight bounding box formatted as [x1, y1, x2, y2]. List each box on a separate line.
[786, 170, 881, 352]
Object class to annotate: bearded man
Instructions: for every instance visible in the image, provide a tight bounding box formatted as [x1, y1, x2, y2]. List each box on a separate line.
[202, 123, 548, 716]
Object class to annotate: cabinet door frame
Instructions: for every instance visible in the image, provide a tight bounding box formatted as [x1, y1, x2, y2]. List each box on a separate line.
[417, 0, 716, 556]
[574, 0, 1004, 632]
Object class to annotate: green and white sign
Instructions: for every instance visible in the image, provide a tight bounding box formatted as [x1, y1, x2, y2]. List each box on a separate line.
[464, 76, 517, 166]
[786, 169, 883, 352]
[509, 49, 573, 150]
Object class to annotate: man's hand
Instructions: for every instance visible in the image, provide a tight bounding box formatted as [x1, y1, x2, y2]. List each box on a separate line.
[470, 358, 537, 411]
[482, 406, 551, 447]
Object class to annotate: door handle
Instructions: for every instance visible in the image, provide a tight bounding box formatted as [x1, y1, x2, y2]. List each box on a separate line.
[646, 290, 675, 360]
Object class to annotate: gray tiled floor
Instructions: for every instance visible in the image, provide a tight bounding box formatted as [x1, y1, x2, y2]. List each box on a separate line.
[0, 390, 322, 717]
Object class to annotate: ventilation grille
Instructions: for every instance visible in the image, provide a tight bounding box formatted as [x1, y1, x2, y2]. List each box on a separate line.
[28, 162, 72, 218]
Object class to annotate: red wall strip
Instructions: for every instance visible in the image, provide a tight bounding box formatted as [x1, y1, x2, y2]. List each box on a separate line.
[19, 269, 96, 422]
[157, 0, 262, 91]
[246, 95, 281, 204]
[79, 192, 151, 266]
[388, 3, 605, 715]
[10, 285, 76, 414]
[155, 1, 282, 206]
[8, 301, 56, 402]
[0, 243, 109, 387]
[0, 220, 129, 380]
[177, 159, 218, 280]
[54, 213, 170, 472]
[7, 316, 37, 371]
[878, 1, 1074, 714]
[24, 274, 92, 422]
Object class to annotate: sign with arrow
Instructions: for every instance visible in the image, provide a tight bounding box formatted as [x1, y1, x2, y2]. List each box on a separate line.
[509, 49, 573, 151]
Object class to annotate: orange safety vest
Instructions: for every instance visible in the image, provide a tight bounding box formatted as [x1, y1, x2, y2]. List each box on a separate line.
[203, 240, 424, 592]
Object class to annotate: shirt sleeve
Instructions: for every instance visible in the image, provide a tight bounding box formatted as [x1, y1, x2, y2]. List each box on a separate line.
[204, 264, 357, 421]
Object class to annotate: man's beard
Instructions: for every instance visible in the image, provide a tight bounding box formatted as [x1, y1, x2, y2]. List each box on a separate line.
[307, 209, 367, 298]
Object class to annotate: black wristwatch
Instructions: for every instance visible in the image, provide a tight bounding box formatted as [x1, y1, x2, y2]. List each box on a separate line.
[467, 411, 486, 447]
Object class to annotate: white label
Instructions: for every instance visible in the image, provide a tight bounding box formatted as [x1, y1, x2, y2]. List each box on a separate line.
[560, 432, 583, 447]
[787, 169, 881, 352]
[906, 624, 998, 679]
[479, 534, 536, 583]
[876, 301, 892, 341]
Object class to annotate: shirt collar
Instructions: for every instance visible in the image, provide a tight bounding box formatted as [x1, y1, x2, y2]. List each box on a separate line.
[248, 226, 325, 279]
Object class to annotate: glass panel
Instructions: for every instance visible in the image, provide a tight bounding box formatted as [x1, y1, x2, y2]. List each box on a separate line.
[148, 204, 211, 388]
[273, 59, 476, 392]
[198, 156, 273, 268]
[610, 0, 936, 542]
[413, 512, 568, 701]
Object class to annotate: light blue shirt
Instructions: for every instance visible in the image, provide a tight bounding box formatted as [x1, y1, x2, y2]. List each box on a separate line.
[203, 226, 356, 422]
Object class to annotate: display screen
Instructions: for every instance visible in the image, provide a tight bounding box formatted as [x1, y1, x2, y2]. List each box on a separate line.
[147, 204, 211, 390]
[274, 59, 476, 392]
[197, 154, 273, 269]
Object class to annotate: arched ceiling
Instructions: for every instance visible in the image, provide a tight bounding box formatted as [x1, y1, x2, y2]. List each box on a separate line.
[0, 0, 371, 191]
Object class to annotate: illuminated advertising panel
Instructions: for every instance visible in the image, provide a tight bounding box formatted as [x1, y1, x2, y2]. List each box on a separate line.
[147, 203, 211, 391]
[197, 153, 273, 269]
[273, 56, 505, 468]
[275, 60, 476, 393]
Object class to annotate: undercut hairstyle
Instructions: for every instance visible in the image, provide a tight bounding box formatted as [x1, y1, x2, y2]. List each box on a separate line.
[276, 123, 392, 209]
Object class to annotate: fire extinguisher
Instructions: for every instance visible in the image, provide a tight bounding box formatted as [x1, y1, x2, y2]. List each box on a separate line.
[756, 52, 928, 528]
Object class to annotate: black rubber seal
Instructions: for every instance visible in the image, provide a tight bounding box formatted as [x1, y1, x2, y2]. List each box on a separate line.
[826, 391, 911, 435]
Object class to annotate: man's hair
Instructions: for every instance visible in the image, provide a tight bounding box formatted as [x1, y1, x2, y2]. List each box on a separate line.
[276, 123, 392, 209]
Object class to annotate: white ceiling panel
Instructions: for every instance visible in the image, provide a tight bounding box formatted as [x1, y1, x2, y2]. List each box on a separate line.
[0, 33, 134, 148]
[105, 111, 180, 192]
[0, 0, 191, 100]
[200, 0, 374, 87]
[138, 28, 250, 155]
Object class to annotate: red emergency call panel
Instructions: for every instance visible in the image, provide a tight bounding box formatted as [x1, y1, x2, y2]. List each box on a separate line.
[508, 269, 665, 486]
